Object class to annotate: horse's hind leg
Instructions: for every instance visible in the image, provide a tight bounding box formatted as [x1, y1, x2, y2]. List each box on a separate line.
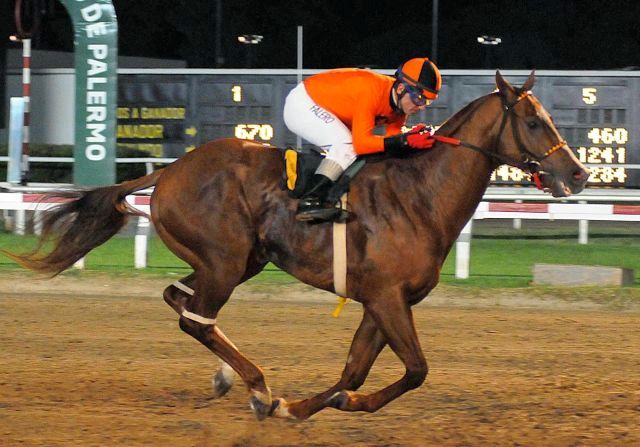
[163, 255, 268, 400]
[169, 268, 275, 419]
[163, 272, 196, 313]
[163, 274, 235, 398]
[178, 306, 275, 420]
[273, 310, 387, 419]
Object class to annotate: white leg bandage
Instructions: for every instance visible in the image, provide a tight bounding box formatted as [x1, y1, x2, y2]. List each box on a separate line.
[173, 280, 216, 324]
[172, 280, 194, 295]
[181, 309, 217, 325]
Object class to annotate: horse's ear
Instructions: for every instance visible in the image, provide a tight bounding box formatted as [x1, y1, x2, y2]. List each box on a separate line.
[495, 70, 514, 96]
[521, 70, 536, 92]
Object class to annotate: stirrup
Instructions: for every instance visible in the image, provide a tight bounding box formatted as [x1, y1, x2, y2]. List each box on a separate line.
[296, 204, 349, 222]
[296, 206, 340, 222]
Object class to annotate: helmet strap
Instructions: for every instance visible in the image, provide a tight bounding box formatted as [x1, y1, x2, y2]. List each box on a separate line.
[391, 81, 406, 114]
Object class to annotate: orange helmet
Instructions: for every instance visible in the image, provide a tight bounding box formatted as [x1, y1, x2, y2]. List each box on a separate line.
[395, 57, 442, 100]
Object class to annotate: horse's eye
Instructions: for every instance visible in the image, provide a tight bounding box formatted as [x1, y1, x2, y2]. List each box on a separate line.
[527, 120, 538, 129]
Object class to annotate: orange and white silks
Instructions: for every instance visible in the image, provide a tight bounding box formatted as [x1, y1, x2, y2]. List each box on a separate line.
[303, 69, 405, 155]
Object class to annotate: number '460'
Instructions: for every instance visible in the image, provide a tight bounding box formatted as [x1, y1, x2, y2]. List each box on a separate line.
[587, 127, 628, 145]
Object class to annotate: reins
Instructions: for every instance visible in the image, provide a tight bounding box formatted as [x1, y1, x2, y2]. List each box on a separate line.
[433, 90, 566, 189]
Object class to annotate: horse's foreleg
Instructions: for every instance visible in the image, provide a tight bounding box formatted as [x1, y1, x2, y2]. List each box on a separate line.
[327, 295, 428, 413]
[273, 310, 387, 419]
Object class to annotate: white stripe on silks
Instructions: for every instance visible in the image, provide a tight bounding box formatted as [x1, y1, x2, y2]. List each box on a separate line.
[172, 280, 194, 296]
[332, 192, 348, 297]
[181, 309, 217, 325]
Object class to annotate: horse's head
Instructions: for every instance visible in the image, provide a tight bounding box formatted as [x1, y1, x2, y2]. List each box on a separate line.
[494, 71, 590, 197]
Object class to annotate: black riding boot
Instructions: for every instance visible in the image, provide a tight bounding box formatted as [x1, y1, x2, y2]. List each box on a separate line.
[296, 174, 342, 222]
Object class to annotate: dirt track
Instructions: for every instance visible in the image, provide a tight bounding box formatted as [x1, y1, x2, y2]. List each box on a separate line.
[1, 272, 639, 446]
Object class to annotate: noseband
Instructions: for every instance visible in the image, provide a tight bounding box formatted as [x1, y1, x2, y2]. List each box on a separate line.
[434, 90, 566, 188]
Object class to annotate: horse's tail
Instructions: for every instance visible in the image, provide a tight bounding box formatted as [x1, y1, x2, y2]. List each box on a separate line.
[4, 169, 164, 276]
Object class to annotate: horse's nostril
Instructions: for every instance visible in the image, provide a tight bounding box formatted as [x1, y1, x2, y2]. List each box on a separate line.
[573, 169, 590, 183]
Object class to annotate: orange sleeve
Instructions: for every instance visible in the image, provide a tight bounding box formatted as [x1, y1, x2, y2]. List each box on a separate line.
[385, 119, 405, 137]
[352, 112, 406, 155]
[351, 101, 386, 155]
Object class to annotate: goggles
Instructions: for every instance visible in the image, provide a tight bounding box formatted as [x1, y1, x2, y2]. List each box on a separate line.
[405, 85, 433, 107]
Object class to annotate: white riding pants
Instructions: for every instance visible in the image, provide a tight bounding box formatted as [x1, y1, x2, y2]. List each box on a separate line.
[283, 83, 357, 180]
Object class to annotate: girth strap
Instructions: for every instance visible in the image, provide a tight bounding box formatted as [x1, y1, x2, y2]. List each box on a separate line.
[333, 192, 348, 298]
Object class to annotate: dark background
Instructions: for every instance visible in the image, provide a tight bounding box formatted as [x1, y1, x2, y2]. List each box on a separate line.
[2, 0, 640, 70]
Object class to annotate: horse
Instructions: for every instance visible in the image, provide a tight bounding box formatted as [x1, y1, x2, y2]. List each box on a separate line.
[6, 71, 589, 420]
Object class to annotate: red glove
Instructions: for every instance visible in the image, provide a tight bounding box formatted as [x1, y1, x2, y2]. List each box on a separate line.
[409, 123, 428, 133]
[383, 125, 435, 154]
[406, 131, 436, 149]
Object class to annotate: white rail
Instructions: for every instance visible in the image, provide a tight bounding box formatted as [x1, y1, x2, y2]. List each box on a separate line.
[455, 201, 640, 279]
[1, 192, 640, 276]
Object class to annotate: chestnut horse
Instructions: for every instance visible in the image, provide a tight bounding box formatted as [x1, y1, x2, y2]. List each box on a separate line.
[8, 72, 589, 420]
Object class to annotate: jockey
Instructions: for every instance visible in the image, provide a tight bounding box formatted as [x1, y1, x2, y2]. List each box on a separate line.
[283, 57, 442, 222]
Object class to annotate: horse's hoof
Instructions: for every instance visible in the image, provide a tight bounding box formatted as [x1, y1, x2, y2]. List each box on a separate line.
[327, 390, 349, 409]
[211, 366, 234, 398]
[250, 395, 274, 421]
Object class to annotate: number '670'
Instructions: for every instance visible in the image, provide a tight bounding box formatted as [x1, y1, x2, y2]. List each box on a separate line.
[234, 124, 274, 140]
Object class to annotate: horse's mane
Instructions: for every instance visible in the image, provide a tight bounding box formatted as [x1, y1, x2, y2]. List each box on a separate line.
[434, 91, 498, 137]
[383, 91, 501, 200]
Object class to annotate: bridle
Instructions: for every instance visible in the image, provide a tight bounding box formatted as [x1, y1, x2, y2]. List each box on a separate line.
[433, 90, 566, 188]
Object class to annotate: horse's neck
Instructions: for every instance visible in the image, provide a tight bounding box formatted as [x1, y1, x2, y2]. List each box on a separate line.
[416, 96, 501, 238]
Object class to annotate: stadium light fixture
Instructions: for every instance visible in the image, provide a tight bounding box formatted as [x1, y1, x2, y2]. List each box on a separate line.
[238, 34, 263, 44]
[477, 35, 502, 45]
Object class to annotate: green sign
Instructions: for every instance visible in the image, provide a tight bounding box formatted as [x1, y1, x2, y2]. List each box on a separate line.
[59, 0, 118, 185]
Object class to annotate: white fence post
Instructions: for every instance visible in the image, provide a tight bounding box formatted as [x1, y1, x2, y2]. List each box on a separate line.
[578, 219, 589, 244]
[513, 199, 522, 229]
[135, 216, 150, 269]
[15, 209, 26, 235]
[578, 200, 588, 244]
[455, 219, 473, 279]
